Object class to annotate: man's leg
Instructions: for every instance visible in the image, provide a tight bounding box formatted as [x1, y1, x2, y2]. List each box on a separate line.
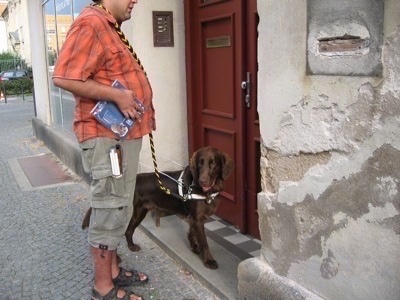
[110, 251, 148, 282]
[108, 138, 148, 282]
[92, 246, 114, 296]
[92, 246, 142, 299]
[83, 137, 144, 299]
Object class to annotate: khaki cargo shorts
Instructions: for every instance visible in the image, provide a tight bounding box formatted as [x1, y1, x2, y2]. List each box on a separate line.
[79, 137, 142, 250]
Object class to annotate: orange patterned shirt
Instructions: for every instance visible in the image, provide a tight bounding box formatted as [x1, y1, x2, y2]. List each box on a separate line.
[53, 6, 155, 142]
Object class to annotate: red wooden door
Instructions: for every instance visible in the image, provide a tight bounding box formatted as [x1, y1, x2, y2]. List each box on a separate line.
[244, 0, 260, 238]
[184, 0, 260, 237]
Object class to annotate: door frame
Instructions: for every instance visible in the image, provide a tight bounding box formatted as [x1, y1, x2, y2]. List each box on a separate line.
[183, 0, 259, 237]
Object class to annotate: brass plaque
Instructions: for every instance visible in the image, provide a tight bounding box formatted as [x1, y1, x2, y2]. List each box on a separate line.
[206, 36, 231, 48]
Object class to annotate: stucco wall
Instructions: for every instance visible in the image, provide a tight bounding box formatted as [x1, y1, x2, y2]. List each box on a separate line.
[240, 0, 400, 299]
[128, 1, 189, 172]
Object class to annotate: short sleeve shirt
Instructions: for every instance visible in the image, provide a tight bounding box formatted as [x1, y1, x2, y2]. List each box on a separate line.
[53, 6, 155, 142]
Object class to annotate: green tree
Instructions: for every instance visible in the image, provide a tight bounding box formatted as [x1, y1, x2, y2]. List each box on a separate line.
[0, 52, 28, 72]
[0, 51, 20, 60]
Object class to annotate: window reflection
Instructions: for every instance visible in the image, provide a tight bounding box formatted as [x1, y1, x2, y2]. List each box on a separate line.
[43, 0, 92, 134]
[54, 0, 73, 52]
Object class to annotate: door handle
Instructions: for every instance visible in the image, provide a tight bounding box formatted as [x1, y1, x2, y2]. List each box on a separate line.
[241, 72, 251, 108]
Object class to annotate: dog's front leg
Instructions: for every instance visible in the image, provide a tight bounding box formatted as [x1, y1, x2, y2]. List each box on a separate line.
[189, 221, 218, 269]
[188, 224, 200, 254]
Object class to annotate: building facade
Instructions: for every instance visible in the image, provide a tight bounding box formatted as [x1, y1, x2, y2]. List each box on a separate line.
[15, 0, 400, 299]
[0, 0, 8, 53]
[1, 0, 31, 64]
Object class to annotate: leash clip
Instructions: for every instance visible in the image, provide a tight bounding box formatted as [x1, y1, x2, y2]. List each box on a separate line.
[183, 186, 193, 202]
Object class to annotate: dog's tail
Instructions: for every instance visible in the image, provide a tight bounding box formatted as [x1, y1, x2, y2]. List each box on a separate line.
[81, 207, 92, 229]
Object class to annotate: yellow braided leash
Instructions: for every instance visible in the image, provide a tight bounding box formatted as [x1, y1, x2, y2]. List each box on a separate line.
[92, 3, 171, 195]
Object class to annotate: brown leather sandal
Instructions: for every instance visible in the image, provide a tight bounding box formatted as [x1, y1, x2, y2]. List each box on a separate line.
[91, 285, 143, 300]
[113, 267, 149, 286]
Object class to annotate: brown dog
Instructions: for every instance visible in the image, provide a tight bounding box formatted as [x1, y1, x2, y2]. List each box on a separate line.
[82, 146, 233, 269]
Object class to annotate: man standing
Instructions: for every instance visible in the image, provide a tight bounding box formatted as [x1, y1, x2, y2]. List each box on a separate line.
[53, 1, 153, 299]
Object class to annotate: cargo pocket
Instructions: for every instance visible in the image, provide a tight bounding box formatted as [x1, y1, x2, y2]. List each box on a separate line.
[90, 206, 128, 231]
[79, 139, 96, 174]
[91, 167, 128, 209]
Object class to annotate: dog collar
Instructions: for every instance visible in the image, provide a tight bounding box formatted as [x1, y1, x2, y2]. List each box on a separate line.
[178, 171, 219, 204]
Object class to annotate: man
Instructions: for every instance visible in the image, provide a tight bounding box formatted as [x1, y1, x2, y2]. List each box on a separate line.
[53, 1, 153, 299]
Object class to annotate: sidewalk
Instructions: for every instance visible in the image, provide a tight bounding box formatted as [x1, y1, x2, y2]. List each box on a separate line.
[0, 96, 225, 299]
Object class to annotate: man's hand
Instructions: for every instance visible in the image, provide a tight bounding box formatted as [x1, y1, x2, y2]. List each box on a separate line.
[115, 89, 144, 122]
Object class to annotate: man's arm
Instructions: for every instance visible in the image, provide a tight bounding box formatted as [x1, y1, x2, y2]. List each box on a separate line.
[52, 77, 143, 120]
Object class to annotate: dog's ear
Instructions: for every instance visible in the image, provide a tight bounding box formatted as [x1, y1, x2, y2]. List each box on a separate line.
[190, 149, 199, 178]
[221, 152, 234, 180]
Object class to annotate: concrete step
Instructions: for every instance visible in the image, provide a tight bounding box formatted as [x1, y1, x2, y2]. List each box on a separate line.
[140, 214, 242, 300]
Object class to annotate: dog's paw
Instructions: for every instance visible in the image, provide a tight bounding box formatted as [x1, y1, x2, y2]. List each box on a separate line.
[128, 244, 142, 252]
[204, 259, 218, 269]
[191, 245, 200, 254]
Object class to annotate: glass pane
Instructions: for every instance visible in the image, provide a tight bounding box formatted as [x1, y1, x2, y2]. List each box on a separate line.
[44, 0, 96, 134]
[61, 90, 75, 133]
[55, 0, 73, 52]
[73, 0, 93, 18]
[3, 71, 14, 77]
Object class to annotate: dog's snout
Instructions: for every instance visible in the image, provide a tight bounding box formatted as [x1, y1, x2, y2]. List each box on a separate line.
[199, 177, 208, 186]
